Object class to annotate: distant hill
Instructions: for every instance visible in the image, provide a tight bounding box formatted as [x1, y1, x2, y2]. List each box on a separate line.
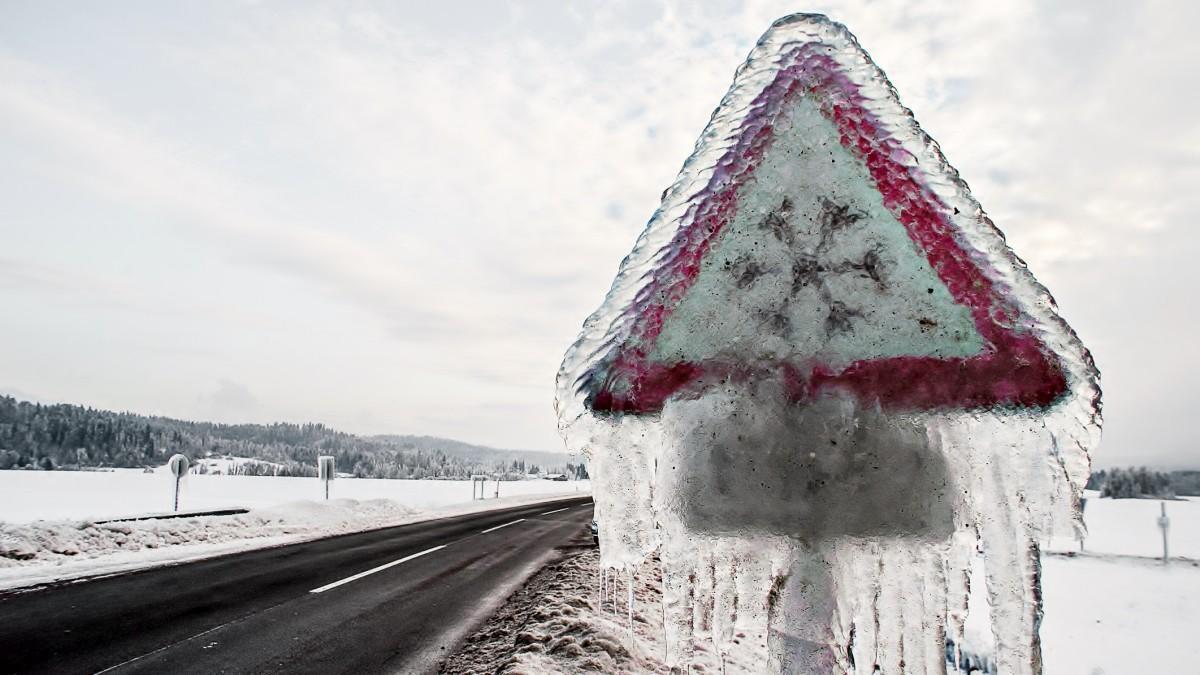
[0, 395, 584, 480]
[371, 434, 576, 469]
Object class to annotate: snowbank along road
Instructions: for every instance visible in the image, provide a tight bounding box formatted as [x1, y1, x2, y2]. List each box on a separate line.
[0, 496, 595, 674]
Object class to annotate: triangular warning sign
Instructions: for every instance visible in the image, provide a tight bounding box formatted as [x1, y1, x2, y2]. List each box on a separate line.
[577, 17, 1068, 415]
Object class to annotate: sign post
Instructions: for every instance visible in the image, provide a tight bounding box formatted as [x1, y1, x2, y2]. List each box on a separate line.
[167, 454, 189, 512]
[1158, 501, 1170, 563]
[1078, 497, 1088, 553]
[318, 456, 335, 500]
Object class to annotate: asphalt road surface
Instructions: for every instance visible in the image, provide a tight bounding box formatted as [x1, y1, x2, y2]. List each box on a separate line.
[0, 496, 594, 674]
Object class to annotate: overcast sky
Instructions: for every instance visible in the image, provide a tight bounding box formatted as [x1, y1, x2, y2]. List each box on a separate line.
[1, 1, 1197, 467]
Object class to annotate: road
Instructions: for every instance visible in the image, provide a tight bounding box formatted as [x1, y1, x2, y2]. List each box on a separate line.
[0, 496, 594, 674]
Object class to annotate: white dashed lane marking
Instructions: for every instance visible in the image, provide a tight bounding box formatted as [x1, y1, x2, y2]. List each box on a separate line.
[309, 545, 447, 594]
[479, 519, 525, 534]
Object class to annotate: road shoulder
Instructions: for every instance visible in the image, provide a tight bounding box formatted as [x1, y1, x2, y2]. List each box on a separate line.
[441, 546, 678, 673]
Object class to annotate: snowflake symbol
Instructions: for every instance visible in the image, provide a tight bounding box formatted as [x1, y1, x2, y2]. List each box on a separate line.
[724, 256, 765, 289]
[760, 197, 796, 245]
[825, 300, 862, 335]
[817, 197, 865, 233]
[791, 254, 821, 293]
[756, 304, 792, 337]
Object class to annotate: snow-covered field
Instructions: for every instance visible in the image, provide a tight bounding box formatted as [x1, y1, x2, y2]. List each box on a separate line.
[0, 469, 590, 591]
[1041, 554, 1199, 674]
[1040, 494, 1200, 672]
[1046, 493, 1199, 559]
[0, 469, 590, 523]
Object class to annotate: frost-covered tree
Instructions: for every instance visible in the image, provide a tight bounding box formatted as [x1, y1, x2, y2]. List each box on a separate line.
[0, 395, 572, 479]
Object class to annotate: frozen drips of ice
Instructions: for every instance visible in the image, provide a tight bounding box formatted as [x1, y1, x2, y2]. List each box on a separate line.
[557, 13, 1100, 675]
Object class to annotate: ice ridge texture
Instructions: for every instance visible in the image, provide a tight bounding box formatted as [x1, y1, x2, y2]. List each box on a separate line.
[556, 14, 1101, 674]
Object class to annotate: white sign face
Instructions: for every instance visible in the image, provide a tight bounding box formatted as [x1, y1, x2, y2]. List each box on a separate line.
[650, 97, 984, 372]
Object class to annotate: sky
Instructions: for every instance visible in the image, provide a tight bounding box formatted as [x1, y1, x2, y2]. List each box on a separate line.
[0, 1, 1197, 467]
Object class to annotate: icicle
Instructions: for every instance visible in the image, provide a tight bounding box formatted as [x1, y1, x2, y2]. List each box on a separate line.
[661, 553, 696, 667]
[611, 568, 618, 614]
[600, 567, 607, 614]
[627, 567, 636, 639]
[614, 566, 624, 614]
[612, 568, 619, 615]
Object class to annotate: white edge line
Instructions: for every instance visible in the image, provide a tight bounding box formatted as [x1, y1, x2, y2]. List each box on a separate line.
[309, 544, 446, 594]
[540, 507, 569, 515]
[480, 518, 525, 534]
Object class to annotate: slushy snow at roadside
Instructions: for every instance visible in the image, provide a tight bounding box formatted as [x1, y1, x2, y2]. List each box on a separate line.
[0, 469, 589, 524]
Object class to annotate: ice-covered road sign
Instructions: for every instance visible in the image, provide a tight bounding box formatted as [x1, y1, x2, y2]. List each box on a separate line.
[318, 455, 335, 500]
[578, 36, 1068, 416]
[168, 453, 189, 512]
[168, 453, 189, 478]
[557, 15, 1100, 674]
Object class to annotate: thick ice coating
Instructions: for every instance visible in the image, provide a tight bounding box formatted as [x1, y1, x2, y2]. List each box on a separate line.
[556, 14, 1100, 674]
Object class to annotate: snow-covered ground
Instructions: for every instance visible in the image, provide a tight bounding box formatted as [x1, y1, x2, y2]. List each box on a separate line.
[445, 547, 680, 674]
[448, 546, 1200, 675]
[1041, 554, 1200, 674]
[0, 469, 590, 523]
[0, 469, 590, 591]
[448, 494, 1200, 674]
[1046, 492, 1199, 559]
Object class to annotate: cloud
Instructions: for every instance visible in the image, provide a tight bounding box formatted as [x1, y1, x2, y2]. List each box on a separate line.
[0, 258, 86, 296]
[0, 56, 469, 339]
[1, 1, 1198, 460]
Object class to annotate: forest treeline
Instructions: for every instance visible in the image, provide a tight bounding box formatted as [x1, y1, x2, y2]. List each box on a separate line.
[0, 396, 586, 480]
[1086, 466, 1200, 498]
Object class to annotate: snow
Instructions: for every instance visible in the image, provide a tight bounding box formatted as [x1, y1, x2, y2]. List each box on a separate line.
[446, 547, 690, 674]
[0, 472, 590, 591]
[192, 455, 284, 474]
[0, 498, 421, 570]
[0, 469, 590, 524]
[1046, 492, 1200, 560]
[1041, 555, 1200, 675]
[933, 496, 1200, 672]
[447, 494, 1200, 674]
[453, 548, 1200, 675]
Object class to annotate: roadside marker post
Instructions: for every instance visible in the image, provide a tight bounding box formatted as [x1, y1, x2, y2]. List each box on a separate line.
[1078, 497, 1088, 553]
[167, 454, 189, 512]
[471, 475, 487, 500]
[318, 456, 335, 500]
[1158, 501, 1170, 562]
